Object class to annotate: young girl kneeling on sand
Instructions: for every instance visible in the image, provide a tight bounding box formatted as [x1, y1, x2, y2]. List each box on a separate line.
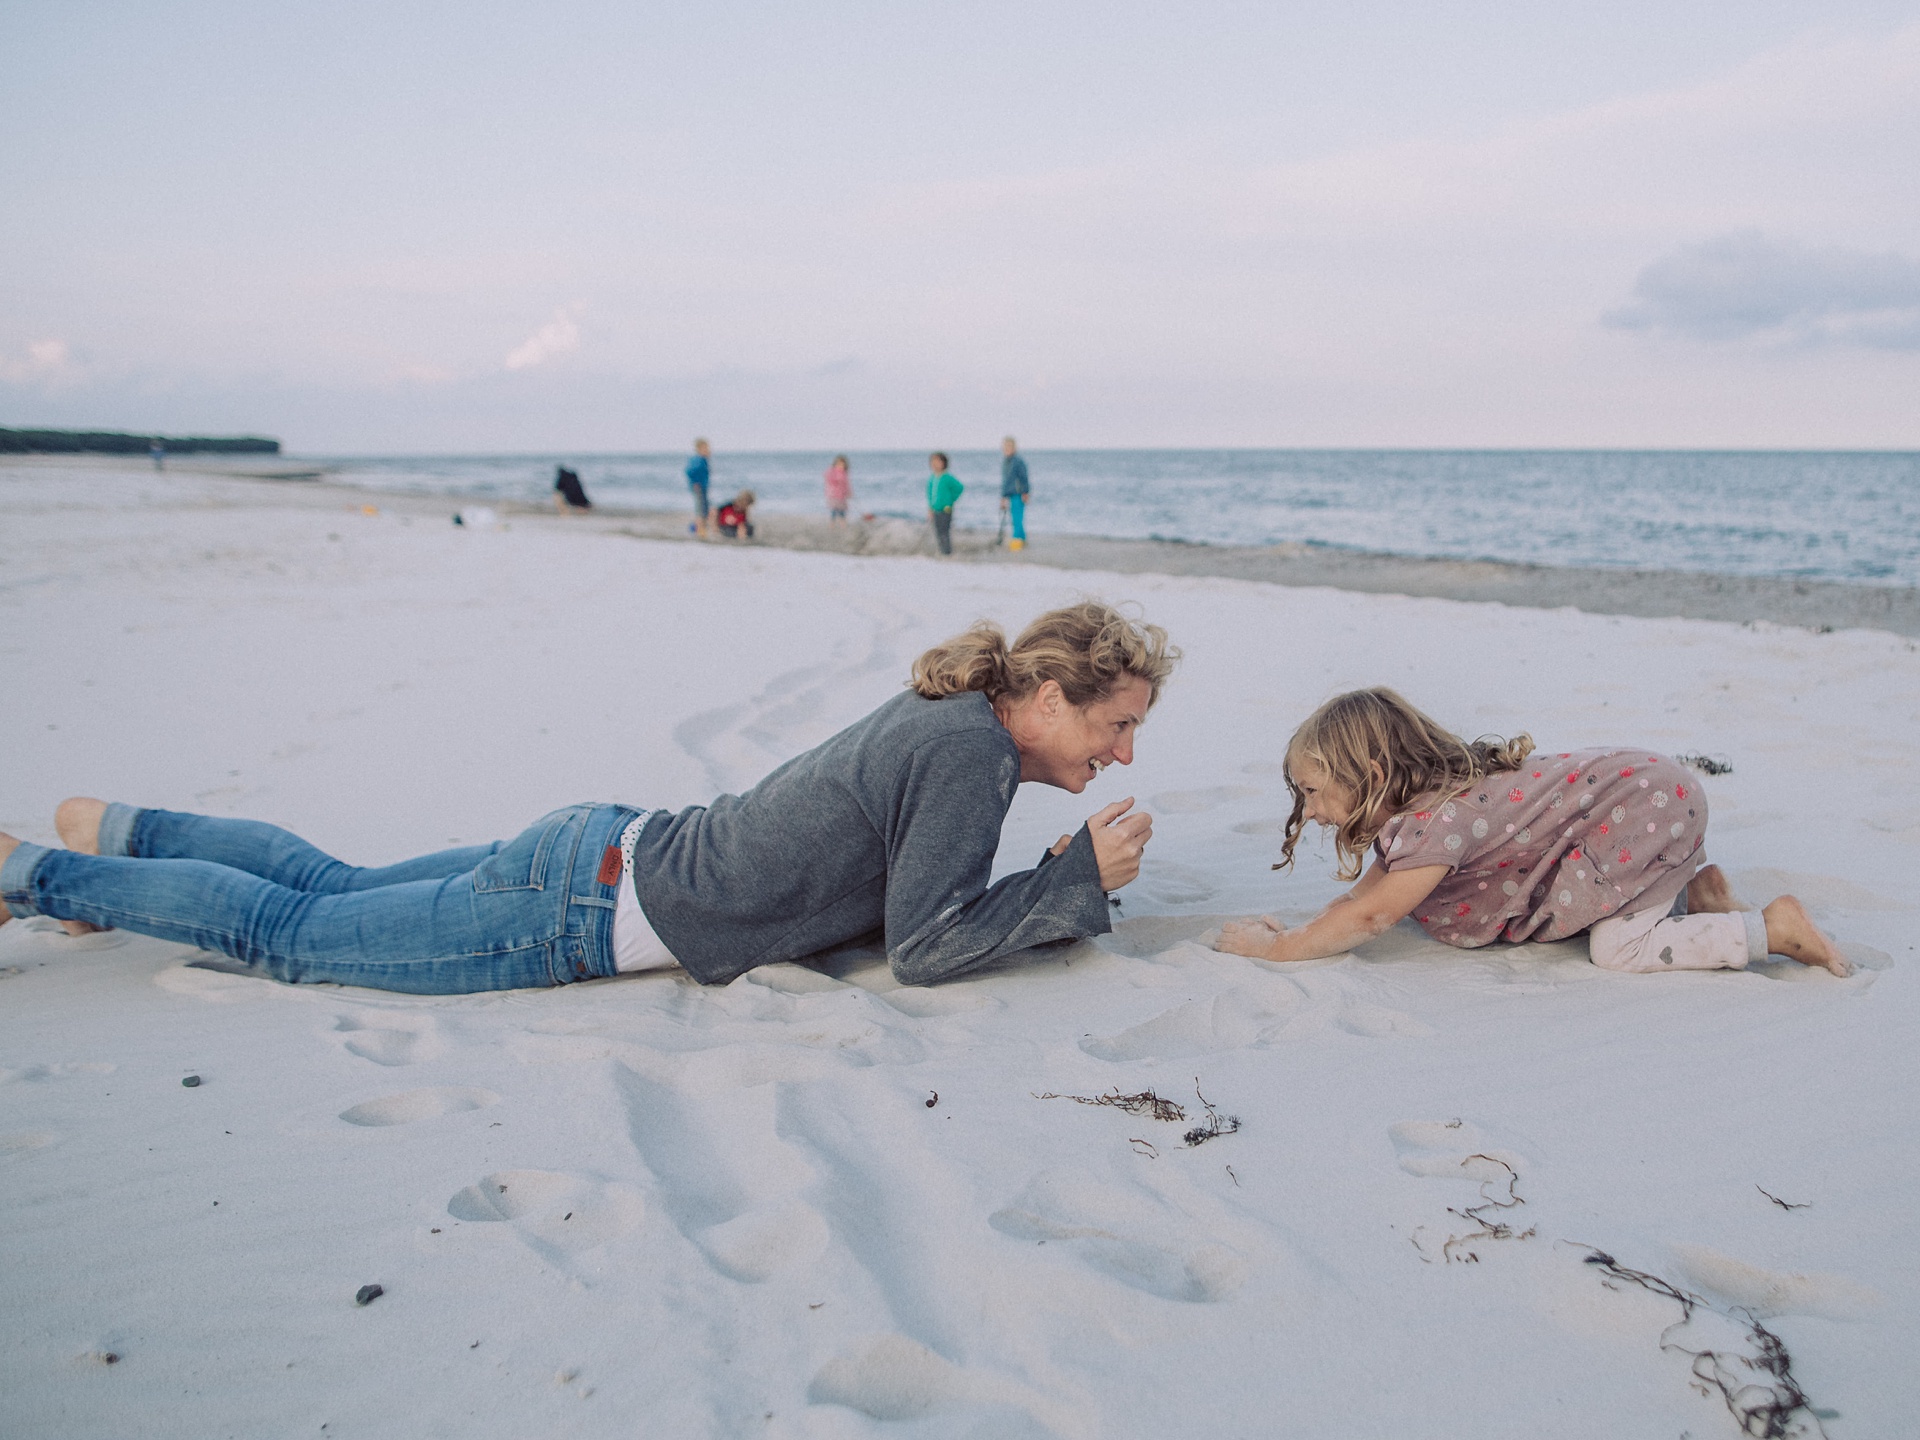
[1212, 688, 1849, 976]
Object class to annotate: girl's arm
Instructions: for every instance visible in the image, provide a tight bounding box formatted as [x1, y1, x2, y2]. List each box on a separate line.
[1214, 859, 1448, 963]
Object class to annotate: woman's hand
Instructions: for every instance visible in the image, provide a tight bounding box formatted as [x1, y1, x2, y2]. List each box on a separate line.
[1215, 915, 1284, 959]
[1087, 797, 1153, 891]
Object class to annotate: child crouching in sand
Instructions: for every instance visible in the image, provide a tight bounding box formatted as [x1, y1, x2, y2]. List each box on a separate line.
[1212, 688, 1849, 976]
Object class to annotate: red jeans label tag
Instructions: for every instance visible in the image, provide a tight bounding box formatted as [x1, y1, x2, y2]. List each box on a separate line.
[597, 846, 623, 886]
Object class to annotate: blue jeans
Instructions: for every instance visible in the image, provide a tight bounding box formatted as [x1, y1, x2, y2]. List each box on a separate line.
[0, 803, 635, 994]
[1006, 493, 1025, 542]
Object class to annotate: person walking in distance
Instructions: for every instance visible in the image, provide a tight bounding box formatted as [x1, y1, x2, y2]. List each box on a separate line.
[926, 452, 963, 556]
[1000, 437, 1031, 552]
[686, 439, 713, 539]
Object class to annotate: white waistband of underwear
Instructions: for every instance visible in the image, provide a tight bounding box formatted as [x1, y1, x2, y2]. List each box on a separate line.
[611, 810, 682, 974]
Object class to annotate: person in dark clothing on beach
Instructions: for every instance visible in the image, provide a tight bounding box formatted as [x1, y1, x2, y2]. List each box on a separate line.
[553, 466, 592, 512]
[4, 603, 1178, 994]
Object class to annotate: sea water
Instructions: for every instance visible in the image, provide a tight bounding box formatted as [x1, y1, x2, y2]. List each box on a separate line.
[309, 449, 1920, 587]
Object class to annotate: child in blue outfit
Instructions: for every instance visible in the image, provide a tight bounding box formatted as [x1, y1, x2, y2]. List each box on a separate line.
[685, 438, 712, 538]
[1000, 437, 1031, 551]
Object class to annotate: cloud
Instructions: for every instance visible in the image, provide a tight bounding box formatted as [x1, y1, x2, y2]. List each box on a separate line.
[503, 307, 582, 371]
[1605, 232, 1920, 348]
[0, 337, 86, 384]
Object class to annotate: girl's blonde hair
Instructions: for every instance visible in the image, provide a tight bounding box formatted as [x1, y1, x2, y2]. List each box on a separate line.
[910, 600, 1178, 709]
[1279, 687, 1534, 880]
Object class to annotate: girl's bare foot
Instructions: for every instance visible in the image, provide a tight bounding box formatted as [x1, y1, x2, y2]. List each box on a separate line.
[1685, 863, 1750, 914]
[55, 797, 108, 854]
[1762, 895, 1852, 976]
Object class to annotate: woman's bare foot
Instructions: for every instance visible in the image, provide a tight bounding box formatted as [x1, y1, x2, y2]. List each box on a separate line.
[55, 797, 108, 854]
[1685, 863, 1750, 914]
[0, 826, 104, 936]
[1762, 895, 1852, 976]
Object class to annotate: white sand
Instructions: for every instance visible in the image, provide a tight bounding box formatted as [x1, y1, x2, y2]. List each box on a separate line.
[3, 461, 1915, 1438]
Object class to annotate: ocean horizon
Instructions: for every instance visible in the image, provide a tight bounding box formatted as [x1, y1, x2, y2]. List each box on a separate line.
[303, 448, 1920, 588]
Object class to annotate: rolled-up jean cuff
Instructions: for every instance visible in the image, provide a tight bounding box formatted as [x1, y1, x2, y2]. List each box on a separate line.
[1744, 910, 1770, 963]
[1, 839, 54, 918]
[97, 802, 142, 858]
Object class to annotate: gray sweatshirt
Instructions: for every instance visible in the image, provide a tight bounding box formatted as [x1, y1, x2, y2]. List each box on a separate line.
[634, 689, 1113, 985]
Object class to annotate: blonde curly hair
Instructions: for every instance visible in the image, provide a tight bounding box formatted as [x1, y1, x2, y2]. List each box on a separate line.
[909, 600, 1178, 710]
[1279, 687, 1534, 880]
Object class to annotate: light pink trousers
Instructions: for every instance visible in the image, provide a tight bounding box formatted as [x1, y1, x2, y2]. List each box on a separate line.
[1588, 904, 1770, 973]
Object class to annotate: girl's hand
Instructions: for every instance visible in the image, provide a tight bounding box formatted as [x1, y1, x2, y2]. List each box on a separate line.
[1215, 915, 1285, 959]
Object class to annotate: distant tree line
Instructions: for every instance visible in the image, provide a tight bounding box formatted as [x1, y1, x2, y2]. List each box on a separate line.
[0, 427, 281, 455]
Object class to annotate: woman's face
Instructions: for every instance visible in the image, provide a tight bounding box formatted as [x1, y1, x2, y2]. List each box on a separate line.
[1003, 676, 1151, 792]
[1289, 751, 1358, 828]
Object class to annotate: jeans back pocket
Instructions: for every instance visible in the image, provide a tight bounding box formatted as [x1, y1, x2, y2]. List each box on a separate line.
[471, 808, 579, 894]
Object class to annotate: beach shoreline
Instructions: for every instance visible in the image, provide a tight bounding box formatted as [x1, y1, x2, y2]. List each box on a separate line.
[11, 453, 1913, 638]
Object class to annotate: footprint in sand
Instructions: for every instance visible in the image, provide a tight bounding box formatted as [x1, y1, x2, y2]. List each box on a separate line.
[1333, 1001, 1435, 1038]
[1, 1061, 116, 1085]
[1668, 1243, 1883, 1321]
[1131, 860, 1219, 907]
[447, 1169, 646, 1254]
[338, 1086, 499, 1127]
[1387, 1119, 1525, 1182]
[1728, 867, 1907, 913]
[696, 1202, 832, 1283]
[1080, 984, 1301, 1062]
[1230, 818, 1286, 835]
[612, 1063, 829, 1281]
[0, 1131, 59, 1161]
[153, 962, 267, 1003]
[989, 1171, 1248, 1304]
[332, 1014, 443, 1066]
[1148, 785, 1260, 815]
[808, 1333, 1076, 1437]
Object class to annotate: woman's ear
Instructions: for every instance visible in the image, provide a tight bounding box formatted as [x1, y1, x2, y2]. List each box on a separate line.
[1035, 678, 1065, 717]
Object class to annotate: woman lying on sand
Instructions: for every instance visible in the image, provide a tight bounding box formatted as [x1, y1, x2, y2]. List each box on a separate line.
[1, 602, 1177, 994]
[1213, 687, 1849, 976]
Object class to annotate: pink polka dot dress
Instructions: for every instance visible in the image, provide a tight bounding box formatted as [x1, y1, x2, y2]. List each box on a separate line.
[1374, 750, 1707, 947]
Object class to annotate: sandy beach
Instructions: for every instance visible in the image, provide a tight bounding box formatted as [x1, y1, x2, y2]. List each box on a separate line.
[4, 456, 1916, 1438]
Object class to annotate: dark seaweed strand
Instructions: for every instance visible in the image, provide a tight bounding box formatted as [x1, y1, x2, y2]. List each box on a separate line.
[1182, 1079, 1242, 1147]
[1571, 1246, 1828, 1440]
[1438, 1156, 1535, 1264]
[1033, 1089, 1187, 1123]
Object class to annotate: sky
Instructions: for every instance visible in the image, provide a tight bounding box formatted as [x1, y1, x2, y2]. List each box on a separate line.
[2, 1, 1918, 452]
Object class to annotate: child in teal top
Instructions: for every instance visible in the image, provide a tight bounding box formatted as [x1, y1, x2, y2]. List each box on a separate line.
[926, 451, 963, 555]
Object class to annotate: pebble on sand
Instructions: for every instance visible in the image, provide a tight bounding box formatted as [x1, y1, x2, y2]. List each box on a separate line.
[355, 1284, 384, 1307]
[181, 1075, 202, 1087]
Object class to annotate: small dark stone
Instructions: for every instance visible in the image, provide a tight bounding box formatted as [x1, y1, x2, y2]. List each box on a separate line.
[181, 1075, 201, 1087]
[354, 1284, 383, 1307]
[925, 1091, 938, 1108]
[100, 1352, 120, 1365]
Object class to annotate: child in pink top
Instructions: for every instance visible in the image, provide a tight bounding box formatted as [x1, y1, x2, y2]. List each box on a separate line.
[1213, 687, 1849, 976]
[824, 455, 852, 525]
